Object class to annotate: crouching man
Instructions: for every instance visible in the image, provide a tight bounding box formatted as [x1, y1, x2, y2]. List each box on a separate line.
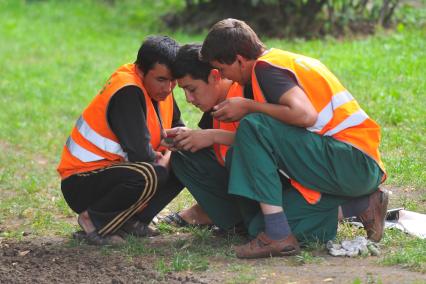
[57, 36, 184, 245]
[200, 19, 388, 258]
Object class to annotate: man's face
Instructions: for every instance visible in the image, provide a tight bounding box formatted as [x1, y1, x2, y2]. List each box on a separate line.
[177, 73, 221, 112]
[142, 63, 176, 101]
[211, 57, 250, 85]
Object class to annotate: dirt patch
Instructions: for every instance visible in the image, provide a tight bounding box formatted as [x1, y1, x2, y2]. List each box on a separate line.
[0, 235, 424, 284]
[0, 237, 205, 284]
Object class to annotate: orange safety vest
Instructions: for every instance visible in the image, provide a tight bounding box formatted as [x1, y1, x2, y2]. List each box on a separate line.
[212, 82, 243, 166]
[252, 49, 386, 204]
[57, 63, 174, 179]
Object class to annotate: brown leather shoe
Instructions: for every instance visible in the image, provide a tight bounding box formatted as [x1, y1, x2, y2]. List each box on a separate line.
[358, 188, 389, 242]
[234, 232, 300, 259]
[120, 218, 160, 238]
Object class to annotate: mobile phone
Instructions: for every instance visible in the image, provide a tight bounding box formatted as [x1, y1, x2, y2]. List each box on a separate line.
[163, 133, 177, 145]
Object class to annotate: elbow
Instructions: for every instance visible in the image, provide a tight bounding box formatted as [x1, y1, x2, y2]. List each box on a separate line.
[303, 111, 318, 128]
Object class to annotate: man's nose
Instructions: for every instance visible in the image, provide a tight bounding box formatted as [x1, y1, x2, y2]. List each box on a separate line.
[163, 81, 173, 93]
[185, 92, 194, 103]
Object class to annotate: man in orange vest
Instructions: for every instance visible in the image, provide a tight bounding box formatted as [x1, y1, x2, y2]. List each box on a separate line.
[57, 36, 184, 245]
[200, 19, 388, 258]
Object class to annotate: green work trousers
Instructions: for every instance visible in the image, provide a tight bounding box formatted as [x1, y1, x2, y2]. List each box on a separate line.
[170, 149, 243, 229]
[228, 113, 383, 242]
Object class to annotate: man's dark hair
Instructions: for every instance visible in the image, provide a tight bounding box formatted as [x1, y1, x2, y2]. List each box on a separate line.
[200, 18, 265, 64]
[171, 44, 213, 83]
[135, 35, 180, 74]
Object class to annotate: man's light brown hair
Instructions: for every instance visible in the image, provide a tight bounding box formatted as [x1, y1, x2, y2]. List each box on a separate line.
[200, 18, 265, 64]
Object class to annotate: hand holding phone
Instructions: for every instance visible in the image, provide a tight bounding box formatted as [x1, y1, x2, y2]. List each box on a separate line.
[163, 133, 177, 145]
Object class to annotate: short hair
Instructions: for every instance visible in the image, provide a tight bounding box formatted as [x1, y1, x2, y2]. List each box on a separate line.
[135, 35, 180, 74]
[200, 18, 266, 64]
[171, 44, 213, 83]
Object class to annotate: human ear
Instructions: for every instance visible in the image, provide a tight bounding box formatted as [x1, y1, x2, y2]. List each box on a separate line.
[236, 55, 247, 68]
[209, 69, 221, 82]
[136, 66, 145, 79]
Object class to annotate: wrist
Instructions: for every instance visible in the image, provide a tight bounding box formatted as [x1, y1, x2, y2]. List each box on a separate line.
[244, 98, 255, 114]
[206, 129, 217, 145]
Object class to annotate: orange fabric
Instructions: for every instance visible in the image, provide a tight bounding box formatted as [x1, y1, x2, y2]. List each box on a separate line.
[251, 49, 386, 204]
[57, 64, 174, 179]
[212, 83, 243, 166]
[290, 180, 322, 205]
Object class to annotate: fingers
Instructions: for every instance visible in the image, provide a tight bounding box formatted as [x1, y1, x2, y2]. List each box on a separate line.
[175, 136, 194, 151]
[211, 107, 228, 120]
[211, 103, 235, 122]
[163, 149, 172, 157]
[212, 109, 232, 122]
[190, 146, 198, 153]
[213, 100, 227, 111]
[154, 151, 163, 162]
[174, 131, 189, 144]
[175, 132, 202, 151]
[162, 128, 192, 149]
[165, 127, 182, 137]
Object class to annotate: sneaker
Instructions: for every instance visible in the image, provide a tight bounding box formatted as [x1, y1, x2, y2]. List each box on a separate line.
[160, 212, 214, 229]
[234, 232, 300, 259]
[73, 231, 125, 246]
[119, 218, 160, 238]
[357, 188, 389, 242]
[161, 212, 190, 227]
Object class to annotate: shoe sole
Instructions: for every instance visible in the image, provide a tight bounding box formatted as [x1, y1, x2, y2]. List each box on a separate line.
[236, 247, 301, 259]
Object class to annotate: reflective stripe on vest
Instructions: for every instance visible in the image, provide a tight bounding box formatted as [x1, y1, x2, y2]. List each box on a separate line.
[66, 136, 104, 162]
[251, 49, 387, 204]
[307, 90, 354, 132]
[323, 109, 368, 136]
[57, 63, 175, 179]
[255, 50, 385, 175]
[75, 116, 128, 159]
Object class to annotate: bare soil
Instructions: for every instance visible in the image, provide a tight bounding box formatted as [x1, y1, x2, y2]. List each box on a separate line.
[0, 237, 205, 284]
[0, 232, 425, 284]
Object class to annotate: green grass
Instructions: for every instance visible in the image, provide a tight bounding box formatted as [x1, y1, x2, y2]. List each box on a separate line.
[0, 0, 425, 276]
[115, 226, 243, 274]
[380, 229, 426, 273]
[336, 222, 426, 273]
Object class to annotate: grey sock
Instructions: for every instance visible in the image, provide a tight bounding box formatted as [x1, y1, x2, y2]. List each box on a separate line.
[342, 195, 370, 218]
[264, 212, 291, 240]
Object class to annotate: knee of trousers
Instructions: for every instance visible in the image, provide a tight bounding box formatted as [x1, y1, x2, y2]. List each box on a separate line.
[170, 151, 183, 170]
[236, 113, 280, 142]
[239, 113, 266, 126]
[171, 149, 213, 172]
[170, 150, 196, 173]
[236, 113, 265, 137]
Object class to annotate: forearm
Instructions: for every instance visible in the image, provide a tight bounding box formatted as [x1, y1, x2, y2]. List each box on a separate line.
[206, 129, 235, 146]
[127, 143, 156, 163]
[246, 100, 316, 127]
[107, 86, 157, 163]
